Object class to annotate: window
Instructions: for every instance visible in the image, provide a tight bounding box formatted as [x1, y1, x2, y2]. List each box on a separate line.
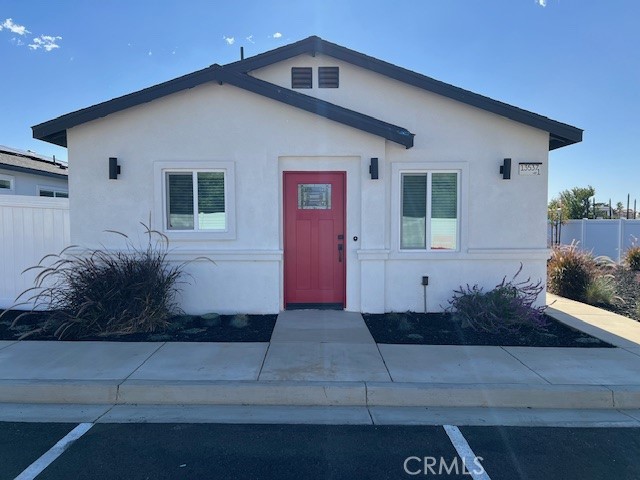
[0, 174, 14, 192]
[38, 187, 68, 198]
[165, 171, 226, 231]
[318, 67, 339, 88]
[291, 67, 312, 88]
[401, 172, 459, 250]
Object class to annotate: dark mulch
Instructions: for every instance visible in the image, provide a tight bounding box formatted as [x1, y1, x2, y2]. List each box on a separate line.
[0, 310, 277, 342]
[363, 312, 615, 347]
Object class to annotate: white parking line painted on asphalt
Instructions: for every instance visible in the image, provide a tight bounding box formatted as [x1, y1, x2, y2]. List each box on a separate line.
[15, 422, 93, 480]
[443, 425, 491, 480]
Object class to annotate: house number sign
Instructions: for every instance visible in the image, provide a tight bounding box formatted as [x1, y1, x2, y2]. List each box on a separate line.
[518, 162, 542, 176]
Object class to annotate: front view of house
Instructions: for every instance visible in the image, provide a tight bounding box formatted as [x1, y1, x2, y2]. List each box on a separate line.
[32, 36, 582, 314]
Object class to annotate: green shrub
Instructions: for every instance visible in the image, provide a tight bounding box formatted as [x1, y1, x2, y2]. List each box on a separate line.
[547, 243, 596, 302]
[4, 224, 208, 340]
[446, 265, 548, 333]
[584, 274, 619, 306]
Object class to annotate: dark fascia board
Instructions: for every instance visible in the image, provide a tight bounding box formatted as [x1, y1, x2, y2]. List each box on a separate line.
[0, 163, 68, 179]
[217, 69, 414, 148]
[32, 62, 414, 149]
[227, 36, 583, 150]
[32, 66, 223, 147]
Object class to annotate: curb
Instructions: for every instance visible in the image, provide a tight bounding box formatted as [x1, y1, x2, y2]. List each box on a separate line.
[2, 380, 640, 409]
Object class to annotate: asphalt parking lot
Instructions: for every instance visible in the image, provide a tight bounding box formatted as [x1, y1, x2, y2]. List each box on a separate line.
[3, 422, 640, 479]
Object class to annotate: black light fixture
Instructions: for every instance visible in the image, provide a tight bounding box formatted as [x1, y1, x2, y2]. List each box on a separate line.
[369, 157, 379, 179]
[109, 157, 121, 180]
[500, 158, 511, 180]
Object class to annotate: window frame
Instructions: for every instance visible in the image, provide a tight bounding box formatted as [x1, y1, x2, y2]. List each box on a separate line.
[37, 185, 68, 198]
[0, 173, 15, 194]
[392, 162, 467, 255]
[154, 161, 236, 240]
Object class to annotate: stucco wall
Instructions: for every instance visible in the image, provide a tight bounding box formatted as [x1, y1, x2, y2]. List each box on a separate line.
[67, 59, 550, 314]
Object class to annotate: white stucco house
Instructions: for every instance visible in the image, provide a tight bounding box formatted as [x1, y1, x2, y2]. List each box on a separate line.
[31, 36, 582, 314]
[0, 146, 68, 197]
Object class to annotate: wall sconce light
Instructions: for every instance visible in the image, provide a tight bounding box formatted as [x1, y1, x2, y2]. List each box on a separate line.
[109, 157, 121, 180]
[500, 158, 511, 180]
[369, 157, 379, 180]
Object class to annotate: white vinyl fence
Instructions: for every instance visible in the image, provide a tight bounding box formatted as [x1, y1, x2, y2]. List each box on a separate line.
[0, 196, 70, 309]
[550, 219, 640, 262]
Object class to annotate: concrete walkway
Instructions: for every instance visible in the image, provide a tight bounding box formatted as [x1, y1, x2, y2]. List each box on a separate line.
[1, 295, 640, 410]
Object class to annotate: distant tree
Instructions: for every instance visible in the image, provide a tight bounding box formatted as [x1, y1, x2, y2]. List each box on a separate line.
[616, 202, 624, 218]
[548, 198, 563, 224]
[549, 186, 595, 220]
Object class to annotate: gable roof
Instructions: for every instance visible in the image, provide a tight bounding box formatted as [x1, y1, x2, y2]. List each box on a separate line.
[0, 145, 68, 179]
[32, 64, 414, 148]
[32, 36, 582, 151]
[228, 36, 582, 150]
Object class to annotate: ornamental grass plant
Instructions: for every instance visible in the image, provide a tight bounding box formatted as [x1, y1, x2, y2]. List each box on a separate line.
[1, 224, 208, 340]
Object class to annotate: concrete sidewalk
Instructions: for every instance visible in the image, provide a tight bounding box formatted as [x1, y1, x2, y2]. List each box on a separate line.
[1, 294, 639, 410]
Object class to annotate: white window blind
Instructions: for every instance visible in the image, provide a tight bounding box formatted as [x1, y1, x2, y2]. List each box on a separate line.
[166, 171, 225, 231]
[401, 172, 459, 250]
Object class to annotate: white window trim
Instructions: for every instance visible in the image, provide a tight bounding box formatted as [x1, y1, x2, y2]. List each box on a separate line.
[0, 173, 15, 194]
[153, 161, 236, 240]
[37, 185, 69, 197]
[391, 162, 468, 255]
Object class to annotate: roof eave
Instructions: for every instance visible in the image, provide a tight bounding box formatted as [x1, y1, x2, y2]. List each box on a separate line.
[32, 65, 225, 147]
[0, 163, 68, 179]
[229, 36, 583, 151]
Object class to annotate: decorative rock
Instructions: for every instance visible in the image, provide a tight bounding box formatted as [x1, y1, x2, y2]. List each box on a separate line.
[231, 314, 249, 329]
[201, 313, 221, 327]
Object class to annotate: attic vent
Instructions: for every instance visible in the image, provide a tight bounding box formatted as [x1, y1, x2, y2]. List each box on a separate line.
[291, 67, 312, 89]
[319, 67, 339, 88]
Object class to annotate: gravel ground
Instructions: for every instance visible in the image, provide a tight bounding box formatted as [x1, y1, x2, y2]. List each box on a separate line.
[0, 311, 277, 342]
[608, 267, 640, 321]
[363, 312, 613, 347]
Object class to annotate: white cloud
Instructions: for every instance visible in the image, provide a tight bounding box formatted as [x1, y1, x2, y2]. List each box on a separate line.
[246, 35, 254, 44]
[272, 32, 282, 38]
[28, 35, 62, 52]
[535, 0, 547, 6]
[1, 19, 62, 53]
[223, 35, 235, 45]
[148, 50, 152, 56]
[1, 18, 30, 35]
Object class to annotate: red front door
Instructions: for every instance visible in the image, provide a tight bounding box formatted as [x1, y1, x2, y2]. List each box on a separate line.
[284, 172, 346, 309]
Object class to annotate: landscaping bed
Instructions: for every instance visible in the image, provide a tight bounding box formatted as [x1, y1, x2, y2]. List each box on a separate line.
[0, 310, 277, 342]
[602, 267, 640, 321]
[363, 312, 615, 347]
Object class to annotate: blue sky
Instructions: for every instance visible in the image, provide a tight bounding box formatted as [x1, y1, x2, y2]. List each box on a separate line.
[1, 0, 638, 203]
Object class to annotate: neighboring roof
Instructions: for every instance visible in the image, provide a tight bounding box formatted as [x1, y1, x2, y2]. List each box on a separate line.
[32, 36, 582, 151]
[0, 145, 68, 179]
